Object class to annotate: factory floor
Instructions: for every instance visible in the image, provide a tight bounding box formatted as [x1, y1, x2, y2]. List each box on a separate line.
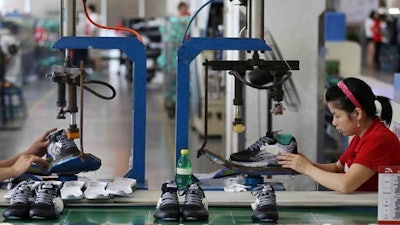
[0, 55, 391, 224]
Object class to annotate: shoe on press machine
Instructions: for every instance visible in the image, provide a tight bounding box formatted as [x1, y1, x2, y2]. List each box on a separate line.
[3, 181, 35, 219]
[251, 184, 278, 222]
[46, 129, 101, 174]
[181, 183, 209, 221]
[153, 181, 180, 221]
[29, 182, 64, 219]
[229, 131, 297, 167]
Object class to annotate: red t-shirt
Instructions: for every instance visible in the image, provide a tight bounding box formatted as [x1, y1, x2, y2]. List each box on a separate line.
[339, 117, 400, 191]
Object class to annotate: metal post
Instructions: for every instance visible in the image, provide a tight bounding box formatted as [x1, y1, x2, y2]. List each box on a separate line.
[247, 0, 264, 40]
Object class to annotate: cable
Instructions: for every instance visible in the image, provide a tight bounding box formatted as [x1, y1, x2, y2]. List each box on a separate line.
[228, 70, 292, 90]
[82, 0, 143, 42]
[80, 79, 117, 100]
[180, 0, 217, 45]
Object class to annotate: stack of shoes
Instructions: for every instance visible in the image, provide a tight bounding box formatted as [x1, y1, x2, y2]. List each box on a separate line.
[46, 129, 101, 174]
[229, 131, 297, 167]
[29, 181, 64, 219]
[3, 181, 36, 219]
[153, 182, 209, 222]
[153, 181, 180, 221]
[250, 184, 278, 222]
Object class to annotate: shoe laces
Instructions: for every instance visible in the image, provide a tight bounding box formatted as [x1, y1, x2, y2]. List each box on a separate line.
[248, 135, 275, 151]
[181, 184, 204, 206]
[251, 185, 276, 207]
[56, 132, 77, 150]
[35, 184, 57, 205]
[11, 184, 31, 204]
[159, 191, 179, 206]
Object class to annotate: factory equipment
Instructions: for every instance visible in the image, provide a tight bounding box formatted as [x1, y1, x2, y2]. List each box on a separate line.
[44, 0, 147, 188]
[175, 0, 300, 176]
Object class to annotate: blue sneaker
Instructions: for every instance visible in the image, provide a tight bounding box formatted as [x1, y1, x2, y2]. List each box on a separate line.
[46, 129, 101, 174]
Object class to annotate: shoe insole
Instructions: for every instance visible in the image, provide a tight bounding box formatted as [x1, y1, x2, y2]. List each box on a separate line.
[106, 177, 136, 197]
[60, 181, 85, 200]
[84, 181, 109, 200]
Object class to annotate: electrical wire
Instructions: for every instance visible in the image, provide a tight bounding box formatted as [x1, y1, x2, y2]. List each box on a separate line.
[79, 79, 117, 100]
[82, 0, 143, 42]
[180, 0, 217, 45]
[228, 70, 292, 90]
[79, 62, 85, 154]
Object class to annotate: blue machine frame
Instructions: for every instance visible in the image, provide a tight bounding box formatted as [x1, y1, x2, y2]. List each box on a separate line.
[52, 37, 147, 189]
[175, 37, 271, 162]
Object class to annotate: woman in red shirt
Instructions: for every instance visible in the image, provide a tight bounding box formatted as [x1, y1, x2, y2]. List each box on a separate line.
[278, 77, 400, 193]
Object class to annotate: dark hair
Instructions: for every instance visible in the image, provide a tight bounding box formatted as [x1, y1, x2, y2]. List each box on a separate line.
[369, 10, 376, 19]
[325, 77, 392, 126]
[178, 2, 188, 10]
[88, 4, 96, 13]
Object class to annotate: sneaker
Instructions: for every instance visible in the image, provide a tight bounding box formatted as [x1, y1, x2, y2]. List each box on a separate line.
[3, 181, 35, 219]
[181, 183, 209, 221]
[29, 182, 64, 219]
[46, 129, 101, 174]
[229, 131, 297, 167]
[153, 181, 180, 221]
[251, 184, 278, 222]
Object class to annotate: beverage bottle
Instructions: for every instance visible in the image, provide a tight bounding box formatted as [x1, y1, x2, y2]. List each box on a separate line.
[176, 149, 192, 189]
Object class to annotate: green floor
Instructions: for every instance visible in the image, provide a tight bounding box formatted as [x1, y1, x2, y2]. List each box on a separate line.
[0, 206, 378, 224]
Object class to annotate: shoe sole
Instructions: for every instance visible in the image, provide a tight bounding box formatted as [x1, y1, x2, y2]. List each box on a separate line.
[182, 216, 209, 221]
[48, 153, 101, 174]
[229, 160, 278, 167]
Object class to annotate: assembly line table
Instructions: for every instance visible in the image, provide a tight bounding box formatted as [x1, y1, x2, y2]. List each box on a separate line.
[0, 189, 379, 224]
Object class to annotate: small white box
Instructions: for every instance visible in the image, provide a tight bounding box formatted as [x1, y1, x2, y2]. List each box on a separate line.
[378, 166, 400, 224]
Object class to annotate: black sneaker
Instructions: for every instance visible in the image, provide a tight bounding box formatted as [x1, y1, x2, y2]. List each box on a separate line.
[251, 184, 278, 222]
[3, 181, 35, 219]
[153, 181, 180, 221]
[181, 183, 209, 221]
[46, 129, 101, 174]
[29, 182, 64, 219]
[230, 131, 297, 167]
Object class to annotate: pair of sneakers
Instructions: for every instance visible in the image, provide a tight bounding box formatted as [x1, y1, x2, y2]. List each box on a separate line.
[230, 131, 297, 167]
[153, 182, 209, 221]
[3, 181, 64, 220]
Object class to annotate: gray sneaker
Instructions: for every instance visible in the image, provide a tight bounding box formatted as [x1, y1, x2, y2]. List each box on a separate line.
[230, 131, 297, 167]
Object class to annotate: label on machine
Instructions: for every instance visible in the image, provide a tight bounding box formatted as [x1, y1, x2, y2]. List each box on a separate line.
[378, 166, 400, 224]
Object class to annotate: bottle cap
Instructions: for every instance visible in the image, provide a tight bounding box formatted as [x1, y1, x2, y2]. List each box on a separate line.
[181, 149, 189, 155]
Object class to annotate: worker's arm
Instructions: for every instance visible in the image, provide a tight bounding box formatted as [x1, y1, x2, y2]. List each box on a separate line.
[278, 152, 375, 193]
[312, 160, 344, 173]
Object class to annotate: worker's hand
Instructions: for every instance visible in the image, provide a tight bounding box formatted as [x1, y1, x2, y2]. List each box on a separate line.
[24, 128, 57, 157]
[277, 152, 313, 174]
[10, 155, 49, 177]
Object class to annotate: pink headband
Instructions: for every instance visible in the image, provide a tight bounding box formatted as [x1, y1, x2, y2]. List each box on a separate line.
[337, 80, 362, 109]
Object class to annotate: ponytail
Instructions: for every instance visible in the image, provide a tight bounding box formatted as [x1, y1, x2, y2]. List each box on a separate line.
[376, 96, 393, 126]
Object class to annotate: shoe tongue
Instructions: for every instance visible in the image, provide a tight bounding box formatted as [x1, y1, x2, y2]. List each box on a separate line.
[273, 133, 293, 145]
[162, 182, 177, 192]
[188, 184, 201, 193]
[262, 185, 274, 192]
[40, 183, 54, 191]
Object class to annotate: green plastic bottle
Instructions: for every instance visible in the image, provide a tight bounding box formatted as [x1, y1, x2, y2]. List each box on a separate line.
[176, 149, 192, 189]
